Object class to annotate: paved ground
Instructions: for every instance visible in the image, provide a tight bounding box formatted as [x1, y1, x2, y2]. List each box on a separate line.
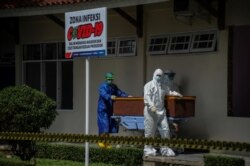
[143, 150, 250, 166]
[178, 152, 250, 165]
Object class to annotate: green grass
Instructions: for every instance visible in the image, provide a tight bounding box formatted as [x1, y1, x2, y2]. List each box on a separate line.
[36, 158, 115, 166]
[36, 158, 83, 166]
[0, 156, 116, 166]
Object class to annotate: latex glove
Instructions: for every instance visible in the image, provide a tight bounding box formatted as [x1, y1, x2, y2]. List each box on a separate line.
[172, 123, 179, 132]
[169, 91, 183, 97]
[111, 95, 116, 99]
[151, 106, 157, 112]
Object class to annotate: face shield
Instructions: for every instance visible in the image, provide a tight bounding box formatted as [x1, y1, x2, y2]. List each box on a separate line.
[163, 70, 176, 83]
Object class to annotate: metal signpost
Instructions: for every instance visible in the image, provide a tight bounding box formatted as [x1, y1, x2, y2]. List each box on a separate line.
[65, 7, 107, 166]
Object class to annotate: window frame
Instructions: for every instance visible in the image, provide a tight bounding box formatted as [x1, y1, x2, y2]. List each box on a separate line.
[147, 29, 218, 55]
[190, 30, 217, 53]
[168, 33, 192, 54]
[22, 42, 73, 110]
[107, 39, 117, 57]
[117, 37, 137, 57]
[147, 35, 169, 55]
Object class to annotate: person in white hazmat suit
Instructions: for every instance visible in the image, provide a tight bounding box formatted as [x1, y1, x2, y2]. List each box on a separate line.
[163, 69, 183, 135]
[143, 68, 176, 157]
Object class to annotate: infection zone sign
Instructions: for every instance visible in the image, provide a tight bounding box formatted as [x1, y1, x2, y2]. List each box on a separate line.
[65, 7, 107, 58]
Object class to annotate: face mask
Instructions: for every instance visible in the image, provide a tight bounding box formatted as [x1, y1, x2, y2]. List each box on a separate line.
[155, 75, 162, 83]
[106, 80, 112, 84]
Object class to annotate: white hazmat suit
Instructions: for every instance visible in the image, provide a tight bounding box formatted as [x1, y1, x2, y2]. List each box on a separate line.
[163, 69, 183, 137]
[143, 69, 175, 157]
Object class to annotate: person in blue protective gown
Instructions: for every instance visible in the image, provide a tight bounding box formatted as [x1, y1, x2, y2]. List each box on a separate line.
[97, 72, 130, 148]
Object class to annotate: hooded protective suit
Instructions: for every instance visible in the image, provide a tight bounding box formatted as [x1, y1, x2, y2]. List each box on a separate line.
[143, 69, 175, 157]
[163, 69, 181, 94]
[97, 74, 128, 135]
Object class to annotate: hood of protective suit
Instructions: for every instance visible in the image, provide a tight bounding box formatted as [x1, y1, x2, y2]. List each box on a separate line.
[153, 69, 163, 83]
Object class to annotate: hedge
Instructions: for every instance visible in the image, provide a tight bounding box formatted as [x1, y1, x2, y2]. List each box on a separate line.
[36, 143, 246, 166]
[36, 143, 143, 166]
[204, 155, 245, 166]
[1, 143, 246, 166]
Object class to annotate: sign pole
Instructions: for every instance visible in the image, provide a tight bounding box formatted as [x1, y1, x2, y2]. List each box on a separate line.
[85, 57, 90, 166]
[65, 7, 107, 165]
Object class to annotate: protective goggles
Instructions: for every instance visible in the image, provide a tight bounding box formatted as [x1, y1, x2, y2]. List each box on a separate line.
[164, 73, 175, 77]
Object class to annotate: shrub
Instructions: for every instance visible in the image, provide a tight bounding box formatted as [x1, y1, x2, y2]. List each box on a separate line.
[0, 85, 57, 132]
[37, 143, 83, 161]
[204, 155, 245, 166]
[0, 85, 57, 161]
[36, 143, 143, 166]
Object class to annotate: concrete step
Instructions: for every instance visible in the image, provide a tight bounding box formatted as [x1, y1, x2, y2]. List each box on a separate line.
[143, 153, 204, 166]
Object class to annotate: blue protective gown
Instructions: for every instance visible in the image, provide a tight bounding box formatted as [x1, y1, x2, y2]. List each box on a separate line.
[97, 82, 128, 134]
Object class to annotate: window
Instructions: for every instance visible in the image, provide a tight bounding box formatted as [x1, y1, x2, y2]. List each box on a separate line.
[105, 37, 137, 57]
[147, 29, 217, 55]
[190, 30, 217, 52]
[0, 53, 15, 90]
[148, 35, 169, 55]
[0, 53, 15, 65]
[168, 33, 192, 54]
[23, 44, 41, 60]
[107, 39, 117, 56]
[23, 42, 73, 110]
[117, 37, 137, 56]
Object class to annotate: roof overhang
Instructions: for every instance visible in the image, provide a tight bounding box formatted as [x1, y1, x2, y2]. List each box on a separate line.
[0, 0, 168, 18]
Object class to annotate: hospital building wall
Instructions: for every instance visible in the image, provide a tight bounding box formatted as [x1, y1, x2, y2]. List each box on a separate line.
[16, 0, 250, 142]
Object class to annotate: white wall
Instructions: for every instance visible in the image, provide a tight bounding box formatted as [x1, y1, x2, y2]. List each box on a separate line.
[20, 15, 65, 43]
[143, 0, 250, 142]
[18, 0, 250, 142]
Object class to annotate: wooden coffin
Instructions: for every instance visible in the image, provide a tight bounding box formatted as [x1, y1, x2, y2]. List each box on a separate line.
[166, 96, 196, 117]
[112, 96, 196, 118]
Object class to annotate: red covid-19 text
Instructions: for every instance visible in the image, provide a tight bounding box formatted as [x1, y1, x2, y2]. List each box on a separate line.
[67, 21, 103, 41]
